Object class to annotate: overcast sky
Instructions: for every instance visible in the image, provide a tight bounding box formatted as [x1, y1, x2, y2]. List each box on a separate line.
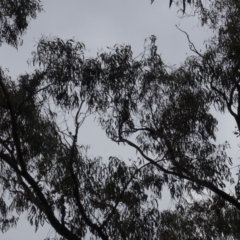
[1, 1, 239, 240]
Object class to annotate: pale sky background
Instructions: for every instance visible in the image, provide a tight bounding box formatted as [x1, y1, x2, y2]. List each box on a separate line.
[1, 1, 239, 240]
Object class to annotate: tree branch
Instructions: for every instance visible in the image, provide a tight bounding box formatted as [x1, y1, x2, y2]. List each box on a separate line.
[114, 137, 240, 210]
[68, 106, 108, 240]
[0, 75, 81, 240]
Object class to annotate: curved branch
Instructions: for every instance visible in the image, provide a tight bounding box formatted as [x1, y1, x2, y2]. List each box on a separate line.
[68, 108, 108, 240]
[114, 137, 192, 181]
[114, 137, 240, 210]
[0, 75, 81, 240]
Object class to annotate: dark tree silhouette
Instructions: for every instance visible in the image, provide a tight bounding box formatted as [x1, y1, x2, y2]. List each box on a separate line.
[1, 0, 240, 240]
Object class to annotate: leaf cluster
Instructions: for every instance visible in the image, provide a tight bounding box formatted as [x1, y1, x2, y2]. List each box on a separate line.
[0, 0, 42, 47]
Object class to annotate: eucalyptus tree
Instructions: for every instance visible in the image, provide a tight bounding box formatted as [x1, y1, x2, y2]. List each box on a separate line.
[1, 0, 240, 240]
[183, 0, 240, 195]
[0, 38, 167, 239]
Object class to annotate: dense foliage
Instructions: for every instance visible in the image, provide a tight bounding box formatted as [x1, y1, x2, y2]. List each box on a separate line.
[1, 0, 240, 239]
[0, 0, 42, 47]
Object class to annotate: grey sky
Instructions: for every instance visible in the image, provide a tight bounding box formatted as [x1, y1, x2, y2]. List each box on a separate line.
[1, 1, 239, 240]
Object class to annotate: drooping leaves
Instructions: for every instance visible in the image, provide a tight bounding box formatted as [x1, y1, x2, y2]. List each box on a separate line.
[0, 0, 43, 47]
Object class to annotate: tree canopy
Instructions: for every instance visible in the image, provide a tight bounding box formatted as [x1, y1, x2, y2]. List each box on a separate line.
[0, 0, 42, 47]
[1, 0, 240, 240]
